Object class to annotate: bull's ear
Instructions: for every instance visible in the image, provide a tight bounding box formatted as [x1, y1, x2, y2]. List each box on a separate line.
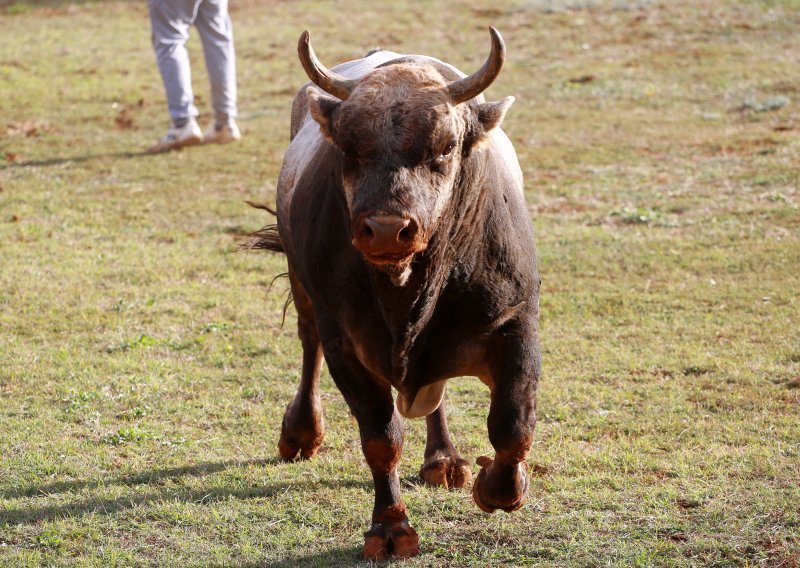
[477, 96, 515, 132]
[307, 86, 340, 142]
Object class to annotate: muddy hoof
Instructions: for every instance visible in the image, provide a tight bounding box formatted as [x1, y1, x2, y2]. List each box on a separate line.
[420, 455, 471, 489]
[363, 520, 420, 560]
[472, 455, 528, 513]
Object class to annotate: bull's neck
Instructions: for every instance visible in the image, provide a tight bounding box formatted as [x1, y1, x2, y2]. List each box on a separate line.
[368, 254, 442, 385]
[366, 155, 491, 386]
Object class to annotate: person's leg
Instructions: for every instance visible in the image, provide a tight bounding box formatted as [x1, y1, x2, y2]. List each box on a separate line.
[194, 0, 237, 129]
[148, 0, 199, 125]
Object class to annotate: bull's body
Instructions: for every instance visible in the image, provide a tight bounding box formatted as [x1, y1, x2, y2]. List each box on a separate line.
[262, 31, 541, 560]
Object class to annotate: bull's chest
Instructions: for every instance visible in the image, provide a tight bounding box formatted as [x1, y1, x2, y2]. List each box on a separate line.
[340, 298, 496, 390]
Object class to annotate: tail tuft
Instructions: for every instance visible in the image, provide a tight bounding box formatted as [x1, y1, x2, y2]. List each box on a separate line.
[241, 224, 284, 254]
[241, 201, 292, 324]
[241, 201, 284, 254]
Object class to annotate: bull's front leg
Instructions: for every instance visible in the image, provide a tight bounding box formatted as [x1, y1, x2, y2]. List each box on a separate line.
[359, 398, 419, 560]
[473, 324, 540, 513]
[323, 349, 419, 560]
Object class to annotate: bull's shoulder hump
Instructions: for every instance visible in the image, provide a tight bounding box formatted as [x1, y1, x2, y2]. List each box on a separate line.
[329, 50, 404, 80]
[376, 54, 468, 83]
[330, 51, 468, 83]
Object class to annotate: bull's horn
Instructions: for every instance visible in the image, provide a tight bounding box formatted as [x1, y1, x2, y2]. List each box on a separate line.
[447, 27, 506, 105]
[297, 30, 357, 100]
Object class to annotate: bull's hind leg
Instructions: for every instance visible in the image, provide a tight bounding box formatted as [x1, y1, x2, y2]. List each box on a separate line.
[419, 400, 471, 489]
[278, 275, 325, 460]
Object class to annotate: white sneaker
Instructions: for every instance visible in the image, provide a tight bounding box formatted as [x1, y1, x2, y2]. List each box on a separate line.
[148, 119, 203, 153]
[203, 122, 241, 145]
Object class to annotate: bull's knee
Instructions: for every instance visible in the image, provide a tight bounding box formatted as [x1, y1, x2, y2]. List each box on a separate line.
[362, 436, 402, 474]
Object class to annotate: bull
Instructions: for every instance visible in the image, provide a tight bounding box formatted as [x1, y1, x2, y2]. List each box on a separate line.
[251, 28, 541, 560]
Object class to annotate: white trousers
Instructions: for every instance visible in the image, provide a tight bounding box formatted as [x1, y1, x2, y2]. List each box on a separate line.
[148, 0, 237, 123]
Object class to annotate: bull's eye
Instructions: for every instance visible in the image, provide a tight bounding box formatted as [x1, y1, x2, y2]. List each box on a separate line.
[433, 143, 456, 169]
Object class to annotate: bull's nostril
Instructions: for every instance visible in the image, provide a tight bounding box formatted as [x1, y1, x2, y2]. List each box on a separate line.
[357, 215, 420, 256]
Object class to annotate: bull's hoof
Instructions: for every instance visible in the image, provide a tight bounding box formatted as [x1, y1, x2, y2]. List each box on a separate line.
[278, 435, 321, 461]
[472, 455, 529, 513]
[363, 520, 420, 560]
[278, 407, 324, 461]
[420, 455, 471, 489]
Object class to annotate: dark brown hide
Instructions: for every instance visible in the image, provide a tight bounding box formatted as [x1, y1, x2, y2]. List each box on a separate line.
[257, 29, 541, 560]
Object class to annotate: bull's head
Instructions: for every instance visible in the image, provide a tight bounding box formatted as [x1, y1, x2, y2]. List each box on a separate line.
[299, 28, 514, 285]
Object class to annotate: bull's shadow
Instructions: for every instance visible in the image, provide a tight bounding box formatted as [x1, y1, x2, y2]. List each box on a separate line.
[1, 458, 279, 500]
[0, 0, 133, 10]
[206, 548, 367, 568]
[0, 150, 155, 170]
[0, 457, 373, 527]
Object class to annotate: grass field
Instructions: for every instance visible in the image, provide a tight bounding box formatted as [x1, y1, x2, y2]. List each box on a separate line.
[1, 0, 799, 565]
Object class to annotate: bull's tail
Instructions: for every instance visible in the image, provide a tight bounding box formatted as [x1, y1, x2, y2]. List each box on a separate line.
[242, 201, 293, 325]
[242, 201, 284, 254]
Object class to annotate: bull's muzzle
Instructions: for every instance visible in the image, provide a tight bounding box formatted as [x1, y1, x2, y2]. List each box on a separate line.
[352, 214, 426, 265]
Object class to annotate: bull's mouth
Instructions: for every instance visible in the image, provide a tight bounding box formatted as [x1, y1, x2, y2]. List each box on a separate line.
[361, 250, 419, 287]
[363, 251, 416, 267]
[355, 239, 428, 269]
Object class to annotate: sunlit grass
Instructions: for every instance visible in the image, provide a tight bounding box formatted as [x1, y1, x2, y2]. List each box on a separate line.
[1, 0, 798, 565]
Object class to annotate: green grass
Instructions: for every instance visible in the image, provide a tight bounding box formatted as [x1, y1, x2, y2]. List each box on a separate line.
[1, 0, 798, 566]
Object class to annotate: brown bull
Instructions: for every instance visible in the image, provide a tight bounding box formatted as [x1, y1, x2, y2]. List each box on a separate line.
[251, 28, 541, 560]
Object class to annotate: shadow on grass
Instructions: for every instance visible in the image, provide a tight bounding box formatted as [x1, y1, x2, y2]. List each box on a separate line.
[2, 458, 282, 499]
[0, 150, 156, 170]
[0, 458, 373, 526]
[1, 0, 136, 11]
[206, 544, 366, 568]
[207, 546, 366, 568]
